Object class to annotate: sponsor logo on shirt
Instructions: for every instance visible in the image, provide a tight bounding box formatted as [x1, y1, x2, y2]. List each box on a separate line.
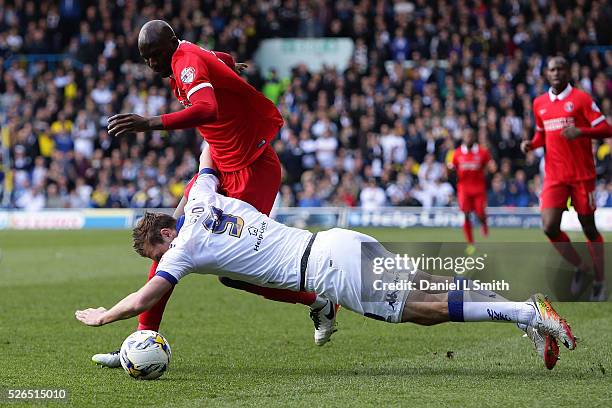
[253, 221, 267, 251]
[543, 117, 575, 132]
[458, 161, 482, 170]
[248, 226, 258, 236]
[180, 66, 196, 84]
[563, 102, 574, 112]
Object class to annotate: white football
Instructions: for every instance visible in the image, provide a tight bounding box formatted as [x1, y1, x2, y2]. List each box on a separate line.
[119, 330, 172, 380]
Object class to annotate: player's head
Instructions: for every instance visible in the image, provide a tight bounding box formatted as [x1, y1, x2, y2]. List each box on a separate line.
[462, 128, 476, 147]
[132, 212, 178, 262]
[545, 56, 570, 92]
[138, 20, 179, 78]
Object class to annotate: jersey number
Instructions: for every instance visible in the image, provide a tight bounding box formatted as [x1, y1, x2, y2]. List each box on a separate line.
[201, 206, 244, 238]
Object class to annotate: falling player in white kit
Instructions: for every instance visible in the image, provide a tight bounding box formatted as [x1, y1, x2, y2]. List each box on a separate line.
[76, 153, 578, 369]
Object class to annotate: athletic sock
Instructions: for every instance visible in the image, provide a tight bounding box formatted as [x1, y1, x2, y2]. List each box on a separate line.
[587, 234, 605, 282]
[218, 276, 317, 306]
[137, 261, 173, 331]
[463, 217, 474, 244]
[448, 290, 535, 324]
[480, 217, 489, 237]
[549, 231, 582, 267]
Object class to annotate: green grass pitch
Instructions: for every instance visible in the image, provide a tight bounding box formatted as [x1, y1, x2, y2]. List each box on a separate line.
[1, 227, 611, 407]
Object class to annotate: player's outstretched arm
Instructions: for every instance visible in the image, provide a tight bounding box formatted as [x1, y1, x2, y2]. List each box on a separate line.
[107, 89, 218, 136]
[75, 277, 173, 327]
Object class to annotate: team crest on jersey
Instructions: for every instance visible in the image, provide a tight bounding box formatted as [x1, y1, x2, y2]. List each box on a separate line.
[564, 102, 574, 112]
[180, 66, 196, 84]
[539, 109, 546, 115]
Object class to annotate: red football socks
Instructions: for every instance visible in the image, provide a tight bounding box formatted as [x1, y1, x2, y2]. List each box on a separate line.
[587, 234, 605, 282]
[463, 218, 474, 244]
[549, 231, 583, 268]
[137, 261, 173, 331]
[218, 277, 317, 305]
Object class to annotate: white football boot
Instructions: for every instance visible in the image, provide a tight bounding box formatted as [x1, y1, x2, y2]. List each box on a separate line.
[309, 299, 337, 346]
[92, 349, 121, 368]
[527, 293, 577, 351]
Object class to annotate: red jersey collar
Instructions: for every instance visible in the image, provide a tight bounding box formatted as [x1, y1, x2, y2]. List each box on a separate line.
[548, 84, 572, 102]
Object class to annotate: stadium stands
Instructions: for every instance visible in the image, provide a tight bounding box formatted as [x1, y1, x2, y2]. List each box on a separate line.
[0, 0, 610, 210]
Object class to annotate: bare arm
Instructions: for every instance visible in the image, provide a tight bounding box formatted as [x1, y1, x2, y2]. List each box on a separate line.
[199, 143, 216, 171]
[75, 276, 173, 326]
[173, 195, 188, 218]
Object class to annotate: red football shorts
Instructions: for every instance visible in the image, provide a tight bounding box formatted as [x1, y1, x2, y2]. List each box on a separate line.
[185, 144, 281, 216]
[457, 189, 487, 216]
[541, 178, 596, 215]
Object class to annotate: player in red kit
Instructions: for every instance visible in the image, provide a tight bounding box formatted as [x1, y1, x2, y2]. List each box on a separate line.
[521, 57, 612, 301]
[94, 20, 334, 367]
[450, 128, 492, 254]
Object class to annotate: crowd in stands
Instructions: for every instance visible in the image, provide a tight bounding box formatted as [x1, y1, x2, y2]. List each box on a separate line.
[1, 0, 611, 210]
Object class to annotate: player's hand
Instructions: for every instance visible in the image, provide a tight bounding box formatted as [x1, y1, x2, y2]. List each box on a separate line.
[75, 307, 107, 326]
[234, 63, 248, 74]
[561, 126, 581, 140]
[107, 113, 152, 137]
[520, 140, 533, 154]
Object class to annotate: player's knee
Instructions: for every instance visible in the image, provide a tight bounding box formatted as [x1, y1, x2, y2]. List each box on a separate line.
[542, 221, 560, 238]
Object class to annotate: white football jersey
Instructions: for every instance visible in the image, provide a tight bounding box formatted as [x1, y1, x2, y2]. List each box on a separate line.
[155, 169, 313, 290]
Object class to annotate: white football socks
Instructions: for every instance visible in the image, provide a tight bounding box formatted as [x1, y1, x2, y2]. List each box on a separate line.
[461, 291, 535, 324]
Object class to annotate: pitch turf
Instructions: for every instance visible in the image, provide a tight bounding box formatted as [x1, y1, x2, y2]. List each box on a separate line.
[1, 228, 611, 407]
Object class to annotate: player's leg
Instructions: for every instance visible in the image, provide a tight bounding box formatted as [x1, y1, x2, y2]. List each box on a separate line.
[92, 175, 198, 368]
[541, 180, 586, 273]
[572, 179, 606, 300]
[92, 260, 176, 367]
[458, 190, 474, 245]
[397, 289, 574, 369]
[475, 193, 488, 238]
[217, 146, 319, 307]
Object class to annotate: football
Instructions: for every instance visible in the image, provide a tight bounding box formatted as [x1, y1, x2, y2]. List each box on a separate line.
[119, 330, 172, 380]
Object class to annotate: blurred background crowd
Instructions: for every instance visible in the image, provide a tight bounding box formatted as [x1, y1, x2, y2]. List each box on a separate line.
[0, 0, 611, 210]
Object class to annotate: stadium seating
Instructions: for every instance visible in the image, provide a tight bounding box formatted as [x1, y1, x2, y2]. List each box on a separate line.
[0, 0, 610, 209]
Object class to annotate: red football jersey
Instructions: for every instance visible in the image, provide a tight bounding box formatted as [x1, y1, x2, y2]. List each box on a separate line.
[169, 41, 284, 172]
[451, 144, 491, 194]
[532, 85, 606, 182]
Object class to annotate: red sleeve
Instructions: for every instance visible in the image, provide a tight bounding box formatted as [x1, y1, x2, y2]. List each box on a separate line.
[483, 149, 491, 164]
[533, 101, 545, 133]
[213, 51, 235, 70]
[580, 93, 606, 128]
[173, 51, 213, 103]
[531, 130, 545, 148]
[578, 120, 612, 140]
[161, 87, 218, 129]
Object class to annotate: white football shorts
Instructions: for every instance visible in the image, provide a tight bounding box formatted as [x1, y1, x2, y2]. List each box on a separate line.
[304, 228, 414, 323]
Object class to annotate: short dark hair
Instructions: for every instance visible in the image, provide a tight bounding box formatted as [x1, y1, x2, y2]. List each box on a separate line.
[548, 56, 568, 69]
[132, 212, 176, 257]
